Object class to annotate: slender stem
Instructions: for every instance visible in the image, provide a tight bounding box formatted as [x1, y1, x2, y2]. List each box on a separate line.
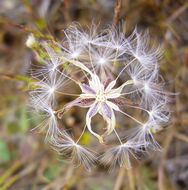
[60, 56, 93, 76]
[118, 109, 144, 126]
[58, 51, 88, 79]
[112, 80, 134, 94]
[127, 168, 135, 190]
[124, 105, 150, 115]
[81, 68, 90, 81]
[113, 166, 125, 190]
[123, 80, 134, 86]
[55, 90, 80, 97]
[56, 69, 78, 84]
[88, 43, 97, 75]
[120, 87, 144, 95]
[114, 129, 123, 145]
[76, 124, 87, 144]
[115, 58, 137, 81]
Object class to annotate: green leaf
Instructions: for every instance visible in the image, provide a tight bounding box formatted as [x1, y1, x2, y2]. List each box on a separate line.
[6, 121, 20, 134]
[20, 106, 29, 132]
[0, 138, 11, 163]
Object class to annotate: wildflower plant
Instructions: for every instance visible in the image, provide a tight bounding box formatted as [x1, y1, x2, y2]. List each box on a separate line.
[27, 22, 172, 170]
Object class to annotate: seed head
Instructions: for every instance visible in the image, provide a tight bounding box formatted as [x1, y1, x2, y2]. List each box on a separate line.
[28, 22, 173, 170]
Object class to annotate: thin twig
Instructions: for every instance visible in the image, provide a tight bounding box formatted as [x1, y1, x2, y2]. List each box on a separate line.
[113, 0, 122, 25]
[127, 169, 135, 190]
[0, 161, 22, 185]
[61, 0, 71, 23]
[114, 167, 125, 190]
[158, 130, 174, 190]
[168, 4, 187, 23]
[174, 132, 188, 143]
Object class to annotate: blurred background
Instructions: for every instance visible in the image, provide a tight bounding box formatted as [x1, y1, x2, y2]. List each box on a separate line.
[0, 0, 188, 189]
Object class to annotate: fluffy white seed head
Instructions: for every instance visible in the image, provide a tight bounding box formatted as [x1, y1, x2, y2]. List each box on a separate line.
[28, 22, 173, 170]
